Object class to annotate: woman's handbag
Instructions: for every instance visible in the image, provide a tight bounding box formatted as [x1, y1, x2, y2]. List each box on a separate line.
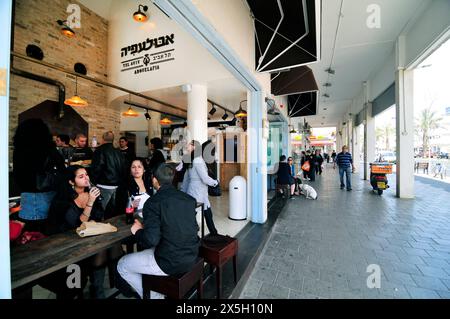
[208, 182, 222, 197]
[206, 165, 221, 196]
[301, 161, 311, 172]
[36, 157, 62, 192]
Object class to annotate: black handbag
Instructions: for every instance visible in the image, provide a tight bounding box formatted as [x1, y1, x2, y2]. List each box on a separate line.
[207, 166, 221, 196]
[208, 182, 222, 197]
[36, 157, 61, 192]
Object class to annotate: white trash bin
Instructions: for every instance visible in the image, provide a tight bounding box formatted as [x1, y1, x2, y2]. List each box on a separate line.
[229, 176, 247, 220]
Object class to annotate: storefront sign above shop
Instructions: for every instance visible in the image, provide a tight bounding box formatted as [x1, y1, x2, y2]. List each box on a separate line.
[120, 33, 176, 75]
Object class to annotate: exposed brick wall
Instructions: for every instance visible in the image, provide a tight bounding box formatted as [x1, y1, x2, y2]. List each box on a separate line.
[9, 0, 121, 161]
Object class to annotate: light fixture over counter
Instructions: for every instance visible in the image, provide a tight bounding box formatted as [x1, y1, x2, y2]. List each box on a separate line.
[64, 76, 88, 107]
[234, 100, 247, 118]
[160, 116, 173, 125]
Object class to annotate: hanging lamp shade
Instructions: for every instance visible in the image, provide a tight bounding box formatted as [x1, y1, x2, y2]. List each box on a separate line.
[234, 100, 248, 118]
[234, 107, 247, 118]
[65, 76, 88, 107]
[160, 117, 173, 125]
[122, 106, 139, 117]
[64, 95, 88, 107]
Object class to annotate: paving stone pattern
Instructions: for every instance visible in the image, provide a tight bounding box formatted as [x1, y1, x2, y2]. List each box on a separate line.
[240, 165, 450, 299]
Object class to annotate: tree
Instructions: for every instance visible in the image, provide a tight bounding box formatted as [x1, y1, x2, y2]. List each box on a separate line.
[415, 108, 442, 157]
[376, 123, 395, 150]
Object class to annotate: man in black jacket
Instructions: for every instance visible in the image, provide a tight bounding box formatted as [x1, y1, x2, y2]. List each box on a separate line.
[90, 131, 126, 213]
[117, 163, 200, 299]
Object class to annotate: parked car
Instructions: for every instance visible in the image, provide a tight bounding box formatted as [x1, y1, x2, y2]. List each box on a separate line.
[377, 151, 396, 163]
[437, 152, 449, 159]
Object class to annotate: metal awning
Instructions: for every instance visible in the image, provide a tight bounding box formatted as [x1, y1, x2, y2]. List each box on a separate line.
[287, 91, 318, 117]
[247, 0, 321, 73]
[271, 66, 318, 96]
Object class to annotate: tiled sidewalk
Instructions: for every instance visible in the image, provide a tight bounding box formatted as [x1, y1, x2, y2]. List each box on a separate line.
[240, 165, 450, 299]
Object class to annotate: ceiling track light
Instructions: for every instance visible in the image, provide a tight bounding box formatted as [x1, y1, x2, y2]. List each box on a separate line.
[325, 68, 335, 75]
[133, 4, 149, 22]
[222, 111, 229, 121]
[322, 94, 330, 98]
[57, 19, 75, 38]
[145, 110, 151, 120]
[209, 103, 217, 116]
[323, 83, 332, 87]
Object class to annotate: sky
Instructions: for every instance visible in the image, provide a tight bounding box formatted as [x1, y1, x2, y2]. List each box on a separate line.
[414, 38, 450, 116]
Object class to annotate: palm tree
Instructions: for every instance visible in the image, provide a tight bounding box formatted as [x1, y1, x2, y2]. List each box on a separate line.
[376, 123, 395, 150]
[416, 108, 442, 157]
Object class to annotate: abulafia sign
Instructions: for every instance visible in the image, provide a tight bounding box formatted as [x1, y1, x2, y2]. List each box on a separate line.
[120, 33, 175, 75]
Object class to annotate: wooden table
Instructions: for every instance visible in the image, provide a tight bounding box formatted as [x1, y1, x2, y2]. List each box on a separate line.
[11, 215, 133, 290]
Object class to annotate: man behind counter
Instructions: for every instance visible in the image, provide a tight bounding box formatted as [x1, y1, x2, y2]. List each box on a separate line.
[71, 133, 94, 162]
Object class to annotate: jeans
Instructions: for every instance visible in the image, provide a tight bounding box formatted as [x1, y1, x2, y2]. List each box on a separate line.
[339, 166, 352, 189]
[19, 191, 56, 221]
[117, 248, 167, 299]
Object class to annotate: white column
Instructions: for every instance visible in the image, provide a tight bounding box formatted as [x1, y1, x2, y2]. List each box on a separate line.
[247, 91, 267, 223]
[0, 0, 12, 299]
[364, 103, 376, 180]
[395, 36, 415, 198]
[186, 84, 208, 144]
[352, 125, 361, 173]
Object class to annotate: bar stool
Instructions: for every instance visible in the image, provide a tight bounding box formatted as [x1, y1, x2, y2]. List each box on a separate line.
[142, 257, 204, 299]
[195, 202, 239, 298]
[199, 234, 238, 299]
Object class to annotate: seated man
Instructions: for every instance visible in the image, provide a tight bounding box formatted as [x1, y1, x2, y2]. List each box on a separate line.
[117, 163, 200, 299]
[276, 155, 296, 198]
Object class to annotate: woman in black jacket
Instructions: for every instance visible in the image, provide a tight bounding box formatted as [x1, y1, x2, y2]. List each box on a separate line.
[13, 118, 65, 232]
[128, 159, 153, 211]
[45, 165, 122, 299]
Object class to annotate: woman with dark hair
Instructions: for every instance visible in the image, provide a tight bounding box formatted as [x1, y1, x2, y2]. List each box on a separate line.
[46, 165, 103, 234]
[13, 118, 65, 232]
[148, 137, 166, 172]
[45, 165, 122, 299]
[181, 140, 219, 235]
[128, 159, 153, 211]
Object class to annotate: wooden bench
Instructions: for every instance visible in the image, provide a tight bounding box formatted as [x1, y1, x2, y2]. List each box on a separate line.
[414, 162, 429, 174]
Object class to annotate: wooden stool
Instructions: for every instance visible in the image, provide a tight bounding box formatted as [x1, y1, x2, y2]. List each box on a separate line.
[142, 258, 204, 299]
[199, 234, 238, 299]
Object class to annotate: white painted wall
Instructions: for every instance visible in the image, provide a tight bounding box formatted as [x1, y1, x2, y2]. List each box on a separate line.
[107, 0, 232, 104]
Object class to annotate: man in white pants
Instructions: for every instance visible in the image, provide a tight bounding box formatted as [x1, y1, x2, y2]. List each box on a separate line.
[117, 164, 200, 299]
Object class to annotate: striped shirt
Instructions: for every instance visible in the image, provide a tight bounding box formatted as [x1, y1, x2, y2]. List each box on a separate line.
[336, 152, 353, 168]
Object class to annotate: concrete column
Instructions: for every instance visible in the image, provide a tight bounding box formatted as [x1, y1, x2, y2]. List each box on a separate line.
[352, 124, 361, 173]
[247, 91, 267, 223]
[364, 103, 376, 180]
[0, 0, 12, 299]
[186, 84, 208, 144]
[395, 36, 415, 198]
